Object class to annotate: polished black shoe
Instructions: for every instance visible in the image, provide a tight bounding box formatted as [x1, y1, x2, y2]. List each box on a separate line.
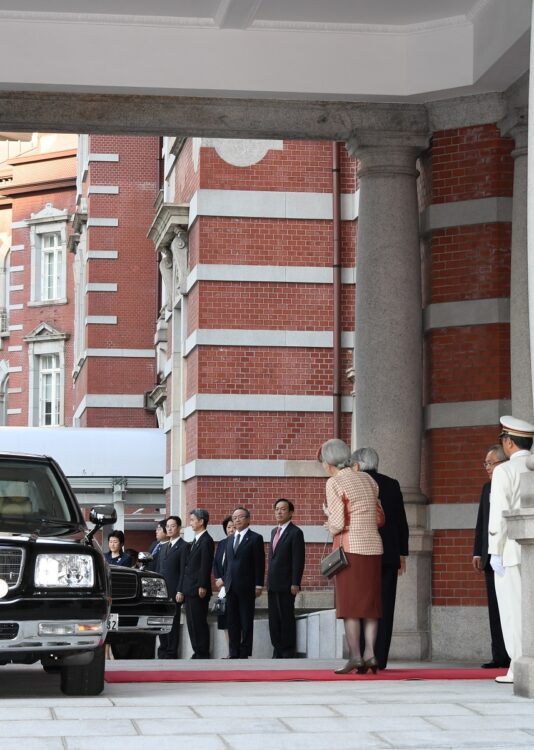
[481, 661, 510, 669]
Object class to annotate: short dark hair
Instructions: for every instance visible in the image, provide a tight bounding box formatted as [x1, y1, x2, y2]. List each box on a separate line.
[222, 515, 233, 534]
[157, 519, 167, 531]
[108, 529, 125, 545]
[190, 508, 209, 527]
[509, 435, 533, 451]
[166, 515, 181, 527]
[125, 548, 138, 564]
[274, 498, 294, 513]
[232, 506, 250, 520]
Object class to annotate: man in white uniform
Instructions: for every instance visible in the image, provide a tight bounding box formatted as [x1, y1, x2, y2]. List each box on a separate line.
[488, 415, 534, 684]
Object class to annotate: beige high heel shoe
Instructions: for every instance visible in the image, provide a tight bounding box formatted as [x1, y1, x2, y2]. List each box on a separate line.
[334, 658, 364, 674]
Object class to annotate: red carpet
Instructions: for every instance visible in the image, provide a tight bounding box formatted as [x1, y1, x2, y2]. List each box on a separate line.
[105, 667, 507, 683]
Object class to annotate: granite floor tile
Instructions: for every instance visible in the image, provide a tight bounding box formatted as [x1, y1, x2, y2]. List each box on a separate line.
[223, 732, 388, 750]
[332, 702, 477, 717]
[0, 719, 137, 737]
[66, 737, 225, 750]
[195, 703, 338, 718]
[136, 717, 288, 735]
[54, 704, 197, 720]
[375, 730, 534, 748]
[282, 716, 434, 733]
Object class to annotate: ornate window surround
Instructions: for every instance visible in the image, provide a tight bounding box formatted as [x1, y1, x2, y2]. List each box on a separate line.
[24, 322, 69, 426]
[28, 203, 69, 306]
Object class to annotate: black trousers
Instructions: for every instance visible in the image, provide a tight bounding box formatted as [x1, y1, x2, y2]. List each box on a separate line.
[268, 590, 297, 658]
[226, 588, 255, 658]
[158, 602, 182, 658]
[185, 595, 211, 658]
[484, 567, 510, 665]
[375, 564, 398, 670]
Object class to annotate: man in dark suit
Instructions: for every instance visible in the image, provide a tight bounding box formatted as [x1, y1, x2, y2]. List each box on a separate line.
[352, 447, 409, 670]
[472, 444, 510, 668]
[267, 498, 305, 658]
[223, 506, 265, 658]
[156, 515, 187, 658]
[147, 518, 167, 571]
[177, 509, 215, 659]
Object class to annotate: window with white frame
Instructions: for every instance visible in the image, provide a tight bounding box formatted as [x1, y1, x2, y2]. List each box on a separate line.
[41, 232, 63, 301]
[24, 323, 67, 427]
[28, 204, 68, 305]
[39, 353, 61, 426]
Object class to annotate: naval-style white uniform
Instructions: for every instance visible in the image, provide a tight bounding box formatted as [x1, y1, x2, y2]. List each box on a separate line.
[488, 449, 529, 676]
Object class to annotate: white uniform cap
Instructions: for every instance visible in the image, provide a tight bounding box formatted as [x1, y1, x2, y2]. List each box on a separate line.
[499, 415, 534, 438]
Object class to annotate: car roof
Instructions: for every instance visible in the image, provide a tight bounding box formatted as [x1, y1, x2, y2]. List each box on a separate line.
[0, 451, 52, 462]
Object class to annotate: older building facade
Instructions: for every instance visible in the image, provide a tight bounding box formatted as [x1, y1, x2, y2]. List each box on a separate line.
[0, 96, 527, 661]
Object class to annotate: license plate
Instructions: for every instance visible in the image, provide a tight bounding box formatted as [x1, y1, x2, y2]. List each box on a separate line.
[107, 613, 119, 631]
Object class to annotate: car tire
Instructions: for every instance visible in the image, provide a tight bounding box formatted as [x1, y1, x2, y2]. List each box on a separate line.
[60, 645, 105, 695]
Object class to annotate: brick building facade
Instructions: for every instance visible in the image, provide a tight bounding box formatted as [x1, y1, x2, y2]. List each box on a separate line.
[0, 122, 520, 660]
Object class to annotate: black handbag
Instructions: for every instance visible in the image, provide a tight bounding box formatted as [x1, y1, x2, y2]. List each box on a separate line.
[320, 545, 348, 578]
[321, 493, 349, 578]
[211, 596, 226, 615]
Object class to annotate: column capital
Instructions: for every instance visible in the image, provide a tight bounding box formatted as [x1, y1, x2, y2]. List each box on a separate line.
[346, 130, 430, 177]
[499, 106, 528, 146]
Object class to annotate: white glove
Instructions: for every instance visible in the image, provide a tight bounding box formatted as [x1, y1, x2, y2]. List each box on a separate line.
[490, 555, 505, 577]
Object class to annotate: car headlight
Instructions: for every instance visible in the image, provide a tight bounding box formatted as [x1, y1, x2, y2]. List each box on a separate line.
[141, 577, 168, 599]
[35, 554, 95, 588]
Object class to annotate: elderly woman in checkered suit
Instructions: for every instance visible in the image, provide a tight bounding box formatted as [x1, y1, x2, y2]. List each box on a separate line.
[319, 438, 383, 675]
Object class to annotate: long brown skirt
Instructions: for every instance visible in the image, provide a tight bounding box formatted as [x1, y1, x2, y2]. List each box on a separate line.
[335, 552, 382, 619]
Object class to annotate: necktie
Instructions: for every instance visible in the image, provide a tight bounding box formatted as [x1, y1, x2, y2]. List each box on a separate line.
[272, 526, 282, 551]
[233, 532, 240, 551]
[152, 542, 160, 556]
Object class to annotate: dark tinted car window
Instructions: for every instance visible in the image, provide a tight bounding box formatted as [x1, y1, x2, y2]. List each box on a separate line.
[0, 458, 81, 533]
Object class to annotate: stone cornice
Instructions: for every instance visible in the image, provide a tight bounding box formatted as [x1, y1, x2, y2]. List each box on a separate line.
[147, 202, 189, 251]
[0, 86, 527, 142]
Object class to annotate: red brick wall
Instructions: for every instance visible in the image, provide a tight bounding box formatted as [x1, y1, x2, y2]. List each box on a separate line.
[186, 347, 353, 399]
[426, 426, 497, 504]
[430, 224, 511, 303]
[186, 412, 352, 463]
[174, 139, 199, 205]
[75, 135, 160, 427]
[425, 123, 514, 609]
[431, 125, 514, 204]
[428, 324, 510, 403]
[200, 141, 340, 193]
[432, 530, 486, 605]
[182, 139, 356, 592]
[6, 154, 76, 425]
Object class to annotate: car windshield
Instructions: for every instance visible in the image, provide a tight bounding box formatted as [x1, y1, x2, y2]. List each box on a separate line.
[0, 458, 82, 534]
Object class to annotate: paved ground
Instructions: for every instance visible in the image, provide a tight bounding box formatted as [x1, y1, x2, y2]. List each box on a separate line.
[1, 660, 533, 750]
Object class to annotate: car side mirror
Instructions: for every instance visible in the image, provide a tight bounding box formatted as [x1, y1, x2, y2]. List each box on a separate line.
[137, 551, 153, 570]
[89, 505, 117, 527]
[86, 505, 117, 542]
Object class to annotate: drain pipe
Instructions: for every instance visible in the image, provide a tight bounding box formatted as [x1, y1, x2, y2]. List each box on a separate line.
[332, 142, 342, 439]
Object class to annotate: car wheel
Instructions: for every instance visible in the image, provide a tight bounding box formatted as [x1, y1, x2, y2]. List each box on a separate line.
[60, 645, 105, 695]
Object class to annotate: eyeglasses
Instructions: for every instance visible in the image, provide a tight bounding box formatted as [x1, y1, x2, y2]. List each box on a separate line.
[232, 514, 247, 521]
[483, 460, 504, 468]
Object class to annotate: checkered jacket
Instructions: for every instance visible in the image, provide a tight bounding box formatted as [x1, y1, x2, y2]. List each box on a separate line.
[325, 468, 383, 555]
